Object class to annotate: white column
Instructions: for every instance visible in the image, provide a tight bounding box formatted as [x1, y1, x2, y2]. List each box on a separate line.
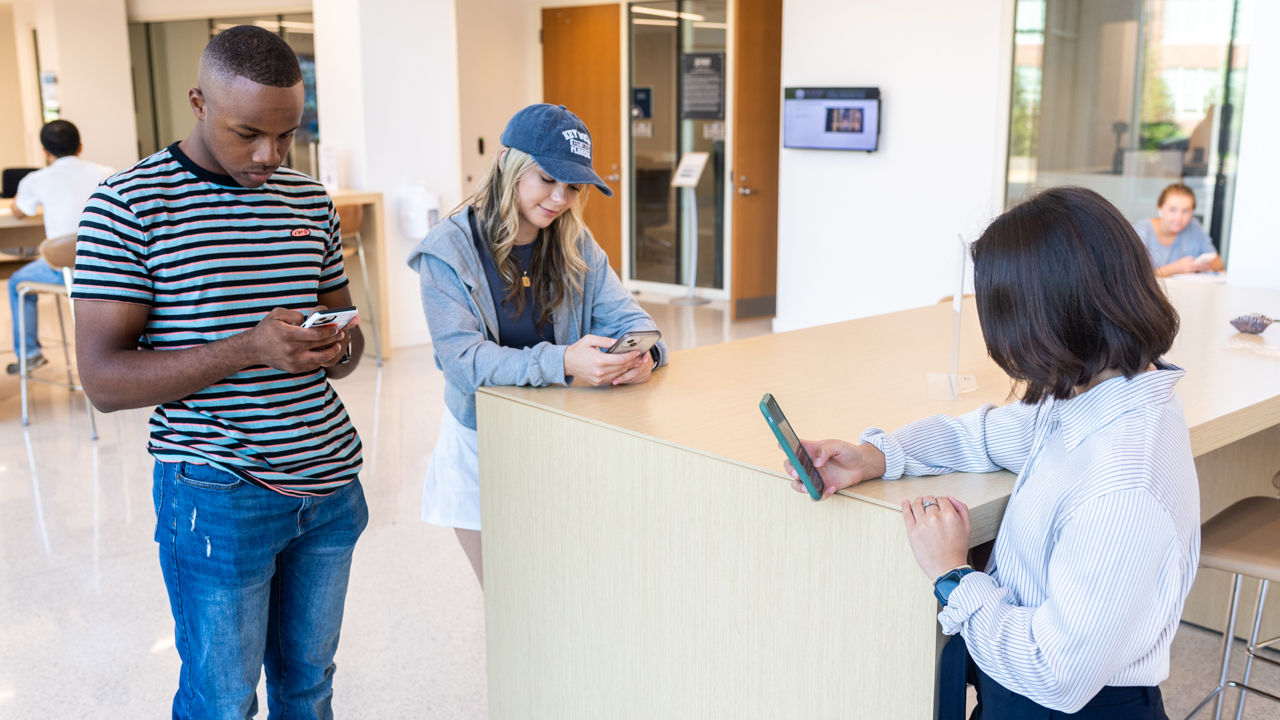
[39, 0, 138, 171]
[313, 0, 463, 349]
[1225, 0, 1280, 291]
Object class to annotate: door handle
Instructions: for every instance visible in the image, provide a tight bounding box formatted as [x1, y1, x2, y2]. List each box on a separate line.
[606, 174, 621, 182]
[738, 186, 757, 195]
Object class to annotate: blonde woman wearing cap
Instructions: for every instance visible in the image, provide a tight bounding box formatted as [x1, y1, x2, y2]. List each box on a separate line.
[407, 104, 668, 586]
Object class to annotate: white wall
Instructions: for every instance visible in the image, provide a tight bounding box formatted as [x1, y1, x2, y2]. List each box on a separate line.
[0, 4, 28, 169]
[773, 0, 1015, 332]
[6, 0, 138, 171]
[1225, 0, 1280, 292]
[455, 0, 537, 199]
[314, 0, 461, 349]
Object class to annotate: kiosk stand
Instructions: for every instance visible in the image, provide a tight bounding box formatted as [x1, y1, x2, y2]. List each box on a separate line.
[670, 151, 711, 307]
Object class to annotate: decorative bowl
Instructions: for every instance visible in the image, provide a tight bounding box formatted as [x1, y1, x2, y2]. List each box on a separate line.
[1230, 313, 1274, 334]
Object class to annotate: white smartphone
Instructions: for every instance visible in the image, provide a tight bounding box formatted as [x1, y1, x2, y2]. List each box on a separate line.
[605, 329, 661, 356]
[1195, 252, 1219, 264]
[302, 306, 359, 329]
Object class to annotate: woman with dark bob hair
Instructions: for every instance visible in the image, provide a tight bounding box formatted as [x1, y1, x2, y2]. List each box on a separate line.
[783, 187, 1199, 718]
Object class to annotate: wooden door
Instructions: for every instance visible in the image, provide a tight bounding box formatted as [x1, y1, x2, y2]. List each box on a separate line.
[730, 0, 783, 319]
[542, 5, 623, 273]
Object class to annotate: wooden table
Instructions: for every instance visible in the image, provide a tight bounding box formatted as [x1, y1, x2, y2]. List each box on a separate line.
[330, 190, 391, 360]
[476, 281, 1280, 719]
[0, 198, 47, 249]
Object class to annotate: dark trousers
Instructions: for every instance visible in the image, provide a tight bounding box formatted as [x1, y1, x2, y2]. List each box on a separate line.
[940, 634, 1169, 720]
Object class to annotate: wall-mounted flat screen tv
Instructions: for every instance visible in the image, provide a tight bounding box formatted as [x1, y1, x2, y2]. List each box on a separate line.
[783, 87, 880, 152]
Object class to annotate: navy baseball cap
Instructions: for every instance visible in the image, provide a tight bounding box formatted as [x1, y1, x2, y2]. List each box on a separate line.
[500, 104, 613, 197]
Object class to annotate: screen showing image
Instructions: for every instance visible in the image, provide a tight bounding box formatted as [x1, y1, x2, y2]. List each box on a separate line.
[784, 88, 880, 151]
[825, 107, 863, 133]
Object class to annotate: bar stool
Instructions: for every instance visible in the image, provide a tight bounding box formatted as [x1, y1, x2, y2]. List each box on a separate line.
[17, 232, 97, 440]
[1186, 496, 1280, 719]
[336, 204, 383, 366]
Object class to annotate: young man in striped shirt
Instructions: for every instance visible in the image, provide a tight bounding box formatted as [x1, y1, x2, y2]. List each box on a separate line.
[73, 26, 366, 720]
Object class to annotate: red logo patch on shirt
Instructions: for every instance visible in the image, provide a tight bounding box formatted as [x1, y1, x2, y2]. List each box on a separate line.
[291, 228, 312, 237]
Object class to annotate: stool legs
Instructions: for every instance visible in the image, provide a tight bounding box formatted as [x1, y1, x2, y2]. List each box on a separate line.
[55, 297, 72, 387]
[1237, 580, 1270, 720]
[353, 231, 383, 366]
[1186, 574, 1243, 719]
[18, 286, 30, 426]
[1217, 574, 1244, 720]
[16, 286, 97, 439]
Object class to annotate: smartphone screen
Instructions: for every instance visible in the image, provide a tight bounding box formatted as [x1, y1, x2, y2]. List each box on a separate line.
[764, 395, 824, 495]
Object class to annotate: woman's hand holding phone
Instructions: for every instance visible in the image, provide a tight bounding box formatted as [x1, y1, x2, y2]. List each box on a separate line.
[783, 439, 887, 498]
[564, 335, 646, 386]
[611, 352, 652, 386]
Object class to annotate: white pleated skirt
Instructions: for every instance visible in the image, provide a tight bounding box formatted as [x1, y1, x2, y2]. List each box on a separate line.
[421, 409, 481, 531]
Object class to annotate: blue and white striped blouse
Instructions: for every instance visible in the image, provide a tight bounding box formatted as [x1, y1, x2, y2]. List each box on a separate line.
[862, 366, 1200, 713]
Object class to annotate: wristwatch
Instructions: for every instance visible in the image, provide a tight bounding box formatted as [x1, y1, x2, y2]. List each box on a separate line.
[933, 565, 976, 606]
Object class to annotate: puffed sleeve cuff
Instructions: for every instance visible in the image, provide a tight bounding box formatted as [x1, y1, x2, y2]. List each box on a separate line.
[540, 342, 568, 386]
[859, 428, 906, 479]
[937, 571, 1000, 635]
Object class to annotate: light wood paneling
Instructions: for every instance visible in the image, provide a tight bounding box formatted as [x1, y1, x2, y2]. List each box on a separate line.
[480, 395, 940, 720]
[730, 0, 783, 320]
[542, 4, 623, 272]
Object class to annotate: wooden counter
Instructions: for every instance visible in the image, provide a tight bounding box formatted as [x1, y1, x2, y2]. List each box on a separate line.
[477, 281, 1280, 719]
[330, 190, 390, 360]
[0, 198, 47, 249]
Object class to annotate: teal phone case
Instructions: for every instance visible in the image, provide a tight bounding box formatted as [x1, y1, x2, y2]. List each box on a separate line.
[759, 394, 825, 501]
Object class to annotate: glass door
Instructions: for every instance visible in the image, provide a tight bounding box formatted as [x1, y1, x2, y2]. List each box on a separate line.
[628, 1, 727, 288]
[1007, 0, 1253, 255]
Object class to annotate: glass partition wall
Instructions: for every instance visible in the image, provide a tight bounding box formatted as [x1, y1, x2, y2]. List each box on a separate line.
[1008, 0, 1252, 256]
[629, 1, 727, 289]
[128, 15, 319, 177]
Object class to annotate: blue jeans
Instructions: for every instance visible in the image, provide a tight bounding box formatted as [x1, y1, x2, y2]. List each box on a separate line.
[152, 461, 368, 720]
[9, 258, 63, 358]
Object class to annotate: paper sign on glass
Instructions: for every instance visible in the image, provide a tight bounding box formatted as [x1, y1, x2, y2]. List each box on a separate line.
[671, 152, 710, 188]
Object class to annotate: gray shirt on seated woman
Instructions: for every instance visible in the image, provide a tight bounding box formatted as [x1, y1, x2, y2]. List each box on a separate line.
[1131, 183, 1225, 277]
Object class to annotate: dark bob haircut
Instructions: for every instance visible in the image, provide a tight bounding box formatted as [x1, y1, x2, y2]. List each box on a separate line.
[40, 120, 80, 158]
[202, 25, 302, 88]
[972, 186, 1179, 404]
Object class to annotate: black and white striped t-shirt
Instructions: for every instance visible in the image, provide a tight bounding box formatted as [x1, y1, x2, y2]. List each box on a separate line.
[862, 366, 1200, 713]
[72, 144, 362, 496]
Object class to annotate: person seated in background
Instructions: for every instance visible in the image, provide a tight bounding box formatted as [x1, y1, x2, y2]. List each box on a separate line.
[783, 187, 1198, 718]
[7, 120, 113, 374]
[1132, 183, 1225, 277]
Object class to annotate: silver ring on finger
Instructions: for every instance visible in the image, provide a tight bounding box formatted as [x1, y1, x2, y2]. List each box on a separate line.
[922, 500, 938, 510]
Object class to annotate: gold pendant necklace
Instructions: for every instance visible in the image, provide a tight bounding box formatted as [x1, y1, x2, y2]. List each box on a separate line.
[522, 271, 531, 288]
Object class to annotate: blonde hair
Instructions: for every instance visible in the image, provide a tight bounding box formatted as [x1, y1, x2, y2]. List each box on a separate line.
[453, 147, 591, 326]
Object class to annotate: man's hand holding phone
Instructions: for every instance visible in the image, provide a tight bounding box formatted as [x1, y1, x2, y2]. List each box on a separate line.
[783, 439, 887, 498]
[247, 307, 358, 373]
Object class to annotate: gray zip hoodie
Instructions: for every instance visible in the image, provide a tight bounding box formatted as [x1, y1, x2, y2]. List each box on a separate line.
[406, 207, 668, 430]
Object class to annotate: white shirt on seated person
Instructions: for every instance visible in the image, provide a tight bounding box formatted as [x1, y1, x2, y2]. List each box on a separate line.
[13, 153, 114, 238]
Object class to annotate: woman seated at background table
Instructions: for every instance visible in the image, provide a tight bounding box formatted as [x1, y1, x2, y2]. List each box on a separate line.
[1133, 182, 1225, 277]
[782, 186, 1199, 718]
